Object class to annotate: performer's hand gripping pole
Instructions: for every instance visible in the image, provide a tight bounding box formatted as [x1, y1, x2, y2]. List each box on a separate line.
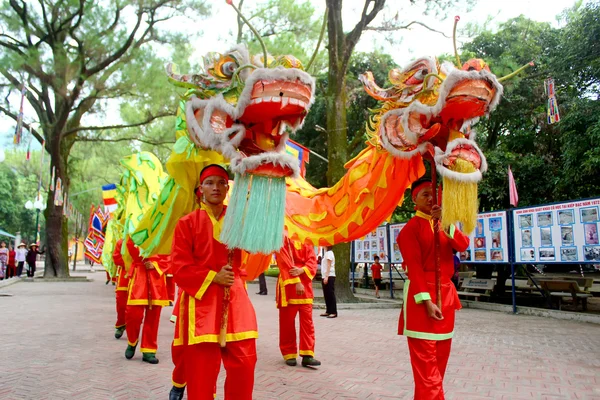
[219, 251, 234, 347]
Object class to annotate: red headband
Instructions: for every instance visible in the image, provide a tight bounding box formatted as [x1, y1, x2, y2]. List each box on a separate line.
[411, 181, 432, 201]
[199, 166, 229, 184]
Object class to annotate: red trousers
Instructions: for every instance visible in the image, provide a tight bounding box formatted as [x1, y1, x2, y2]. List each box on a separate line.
[171, 342, 186, 388]
[125, 305, 162, 353]
[166, 275, 175, 302]
[115, 290, 128, 328]
[407, 337, 452, 400]
[185, 340, 256, 400]
[279, 304, 315, 359]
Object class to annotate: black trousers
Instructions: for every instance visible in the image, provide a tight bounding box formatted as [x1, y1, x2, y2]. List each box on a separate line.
[16, 262, 24, 277]
[322, 276, 337, 315]
[26, 262, 36, 277]
[258, 273, 268, 294]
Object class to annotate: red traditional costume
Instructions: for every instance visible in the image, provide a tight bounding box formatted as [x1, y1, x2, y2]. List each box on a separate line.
[124, 239, 170, 359]
[112, 240, 130, 333]
[171, 203, 258, 400]
[275, 237, 318, 362]
[398, 211, 469, 399]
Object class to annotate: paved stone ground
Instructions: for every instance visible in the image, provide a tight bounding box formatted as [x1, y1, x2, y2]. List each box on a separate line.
[0, 273, 599, 400]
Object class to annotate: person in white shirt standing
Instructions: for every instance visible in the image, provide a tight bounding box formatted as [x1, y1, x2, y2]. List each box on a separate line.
[320, 246, 337, 318]
[15, 243, 27, 277]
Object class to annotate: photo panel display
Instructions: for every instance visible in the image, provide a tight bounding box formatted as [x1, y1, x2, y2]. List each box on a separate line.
[352, 224, 392, 263]
[465, 211, 509, 263]
[389, 223, 406, 263]
[512, 197, 600, 263]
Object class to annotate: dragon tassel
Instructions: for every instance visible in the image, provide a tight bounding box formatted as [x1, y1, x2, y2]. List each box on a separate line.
[441, 158, 479, 235]
[220, 173, 286, 254]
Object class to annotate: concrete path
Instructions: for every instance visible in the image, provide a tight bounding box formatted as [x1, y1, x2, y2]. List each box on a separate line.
[0, 274, 598, 399]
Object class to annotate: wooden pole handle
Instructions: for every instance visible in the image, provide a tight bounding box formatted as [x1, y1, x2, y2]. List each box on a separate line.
[218, 251, 234, 347]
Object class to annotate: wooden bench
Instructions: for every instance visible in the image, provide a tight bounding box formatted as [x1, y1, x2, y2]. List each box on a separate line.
[457, 278, 495, 301]
[538, 279, 592, 311]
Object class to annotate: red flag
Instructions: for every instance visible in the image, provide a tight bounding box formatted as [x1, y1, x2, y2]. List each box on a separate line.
[508, 166, 518, 207]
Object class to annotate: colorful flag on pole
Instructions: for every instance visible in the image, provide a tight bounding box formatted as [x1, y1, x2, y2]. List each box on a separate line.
[508, 166, 519, 207]
[102, 184, 119, 214]
[285, 139, 310, 178]
[544, 78, 560, 124]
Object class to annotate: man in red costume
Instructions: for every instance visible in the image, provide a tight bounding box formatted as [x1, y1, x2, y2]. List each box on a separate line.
[112, 239, 129, 339]
[397, 177, 469, 400]
[275, 237, 321, 368]
[171, 164, 258, 400]
[123, 239, 170, 364]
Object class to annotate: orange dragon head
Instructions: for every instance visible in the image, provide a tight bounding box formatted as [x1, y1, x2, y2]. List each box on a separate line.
[360, 56, 505, 233]
[360, 57, 502, 183]
[167, 45, 315, 179]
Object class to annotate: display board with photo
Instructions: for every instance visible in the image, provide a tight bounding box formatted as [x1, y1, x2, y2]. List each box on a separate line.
[512, 197, 600, 263]
[389, 223, 406, 263]
[352, 224, 392, 263]
[465, 211, 509, 263]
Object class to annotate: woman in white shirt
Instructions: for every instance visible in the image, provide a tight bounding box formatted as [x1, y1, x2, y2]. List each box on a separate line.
[15, 243, 27, 277]
[320, 246, 337, 318]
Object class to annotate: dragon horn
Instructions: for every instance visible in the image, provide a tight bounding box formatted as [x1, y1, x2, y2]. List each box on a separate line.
[306, 7, 328, 72]
[453, 16, 461, 67]
[498, 61, 535, 82]
[226, 0, 268, 68]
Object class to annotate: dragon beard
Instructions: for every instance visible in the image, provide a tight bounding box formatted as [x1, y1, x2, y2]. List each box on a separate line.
[220, 173, 287, 254]
[441, 158, 479, 235]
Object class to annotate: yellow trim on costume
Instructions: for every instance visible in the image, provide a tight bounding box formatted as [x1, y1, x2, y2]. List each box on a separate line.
[173, 293, 185, 346]
[127, 299, 170, 306]
[172, 380, 186, 389]
[299, 350, 314, 357]
[201, 203, 224, 241]
[282, 277, 301, 286]
[283, 353, 297, 361]
[115, 287, 128, 292]
[114, 324, 126, 329]
[140, 347, 157, 353]
[302, 266, 314, 280]
[153, 261, 164, 276]
[128, 339, 139, 347]
[188, 330, 259, 345]
[416, 210, 434, 231]
[289, 299, 313, 305]
[194, 270, 217, 300]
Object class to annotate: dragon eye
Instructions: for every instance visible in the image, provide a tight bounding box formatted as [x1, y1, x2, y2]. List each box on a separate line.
[414, 68, 429, 80]
[221, 61, 237, 77]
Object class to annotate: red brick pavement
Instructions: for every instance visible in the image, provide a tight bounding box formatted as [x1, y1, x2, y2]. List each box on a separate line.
[0, 275, 599, 400]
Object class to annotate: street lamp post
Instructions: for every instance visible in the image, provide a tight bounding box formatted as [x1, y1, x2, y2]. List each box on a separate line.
[25, 193, 46, 244]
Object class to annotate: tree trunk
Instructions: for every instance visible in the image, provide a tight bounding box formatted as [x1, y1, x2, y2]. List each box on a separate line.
[43, 134, 72, 278]
[326, 66, 356, 302]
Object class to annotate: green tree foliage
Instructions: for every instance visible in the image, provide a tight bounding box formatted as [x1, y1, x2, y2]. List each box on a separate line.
[462, 2, 600, 211]
[236, 0, 326, 70]
[0, 0, 209, 277]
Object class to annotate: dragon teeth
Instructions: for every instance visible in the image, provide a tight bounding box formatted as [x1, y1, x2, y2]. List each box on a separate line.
[289, 98, 299, 105]
[281, 97, 289, 109]
[271, 96, 281, 103]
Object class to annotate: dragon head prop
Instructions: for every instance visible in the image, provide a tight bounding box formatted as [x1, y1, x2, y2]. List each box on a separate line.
[167, 45, 315, 178]
[360, 57, 504, 233]
[167, 44, 316, 253]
